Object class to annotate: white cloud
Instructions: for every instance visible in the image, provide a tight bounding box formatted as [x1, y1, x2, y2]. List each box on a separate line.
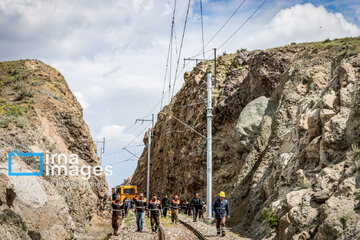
[241, 3, 360, 50]
[95, 125, 137, 144]
[74, 91, 89, 110]
[1, 1, 360, 188]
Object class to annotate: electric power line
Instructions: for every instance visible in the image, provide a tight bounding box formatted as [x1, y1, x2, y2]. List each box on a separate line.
[162, 110, 206, 139]
[104, 122, 151, 157]
[188, 0, 247, 59]
[200, 0, 205, 59]
[206, 0, 247, 49]
[160, 0, 177, 111]
[217, 0, 268, 50]
[171, 0, 191, 99]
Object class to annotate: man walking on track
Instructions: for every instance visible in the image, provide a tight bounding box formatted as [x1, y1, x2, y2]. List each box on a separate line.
[212, 191, 230, 237]
[122, 194, 131, 218]
[111, 196, 123, 236]
[147, 194, 163, 233]
[161, 195, 170, 217]
[190, 193, 203, 222]
[170, 195, 180, 224]
[133, 192, 147, 232]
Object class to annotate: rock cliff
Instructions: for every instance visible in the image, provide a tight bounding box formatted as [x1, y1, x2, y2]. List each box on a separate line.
[0, 60, 108, 239]
[131, 37, 360, 239]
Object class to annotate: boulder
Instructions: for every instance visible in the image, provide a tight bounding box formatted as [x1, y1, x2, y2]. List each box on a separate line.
[306, 136, 321, 160]
[323, 111, 350, 148]
[235, 96, 275, 151]
[313, 191, 330, 204]
[319, 109, 336, 124]
[284, 189, 310, 211]
[0, 173, 16, 207]
[307, 109, 321, 141]
[321, 94, 336, 109]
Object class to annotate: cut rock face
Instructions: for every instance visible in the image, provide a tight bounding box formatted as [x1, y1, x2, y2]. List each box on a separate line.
[0, 60, 108, 240]
[130, 38, 360, 240]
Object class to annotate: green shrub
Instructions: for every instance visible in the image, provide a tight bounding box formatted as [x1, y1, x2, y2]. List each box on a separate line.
[0, 209, 27, 231]
[262, 208, 279, 228]
[102, 234, 111, 240]
[28, 230, 42, 240]
[291, 42, 296, 45]
[16, 87, 34, 101]
[323, 38, 331, 43]
[350, 145, 360, 165]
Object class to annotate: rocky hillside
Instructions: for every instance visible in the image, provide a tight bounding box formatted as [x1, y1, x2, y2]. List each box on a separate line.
[131, 37, 360, 239]
[0, 60, 108, 239]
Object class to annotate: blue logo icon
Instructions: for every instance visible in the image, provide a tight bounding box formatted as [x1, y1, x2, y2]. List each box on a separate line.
[8, 150, 43, 176]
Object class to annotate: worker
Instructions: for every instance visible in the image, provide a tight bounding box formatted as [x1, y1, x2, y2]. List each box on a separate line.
[190, 193, 203, 222]
[170, 195, 180, 224]
[212, 191, 230, 237]
[133, 192, 147, 232]
[161, 195, 170, 218]
[123, 194, 131, 218]
[147, 194, 163, 233]
[187, 201, 192, 216]
[181, 200, 189, 214]
[112, 189, 117, 201]
[199, 202, 206, 220]
[111, 196, 123, 236]
[132, 194, 138, 206]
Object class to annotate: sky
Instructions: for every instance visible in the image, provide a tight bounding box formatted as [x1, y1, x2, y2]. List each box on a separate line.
[0, 0, 359, 191]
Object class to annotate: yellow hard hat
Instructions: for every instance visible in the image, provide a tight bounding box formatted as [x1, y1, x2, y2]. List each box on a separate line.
[219, 191, 225, 197]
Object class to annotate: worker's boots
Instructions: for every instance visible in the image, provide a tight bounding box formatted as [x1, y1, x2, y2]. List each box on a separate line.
[221, 231, 226, 237]
[217, 229, 221, 236]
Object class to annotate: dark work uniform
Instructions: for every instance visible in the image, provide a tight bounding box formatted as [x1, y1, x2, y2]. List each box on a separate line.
[111, 200, 123, 235]
[212, 198, 230, 236]
[148, 199, 162, 232]
[190, 197, 203, 222]
[161, 197, 170, 217]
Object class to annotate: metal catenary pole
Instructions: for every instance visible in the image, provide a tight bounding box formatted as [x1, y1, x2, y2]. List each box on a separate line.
[206, 73, 213, 220]
[95, 138, 105, 162]
[147, 128, 151, 203]
[135, 114, 154, 204]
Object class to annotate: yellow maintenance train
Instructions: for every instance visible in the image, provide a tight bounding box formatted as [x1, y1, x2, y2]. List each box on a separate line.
[112, 185, 138, 201]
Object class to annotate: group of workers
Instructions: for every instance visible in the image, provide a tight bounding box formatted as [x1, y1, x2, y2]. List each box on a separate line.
[111, 191, 230, 237]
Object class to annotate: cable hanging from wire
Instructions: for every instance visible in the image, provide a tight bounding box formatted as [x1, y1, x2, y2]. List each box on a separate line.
[171, 0, 191, 99]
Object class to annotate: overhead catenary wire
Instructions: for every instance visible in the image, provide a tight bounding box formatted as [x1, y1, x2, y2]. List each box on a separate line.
[162, 110, 206, 139]
[200, 0, 205, 59]
[135, 0, 268, 138]
[171, 0, 191, 99]
[105, 149, 145, 166]
[160, 0, 177, 110]
[205, 0, 247, 49]
[217, 0, 268, 50]
[103, 122, 151, 157]
[188, 0, 247, 60]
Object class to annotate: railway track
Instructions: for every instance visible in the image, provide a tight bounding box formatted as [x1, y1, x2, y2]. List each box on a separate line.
[158, 224, 166, 240]
[178, 218, 208, 240]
